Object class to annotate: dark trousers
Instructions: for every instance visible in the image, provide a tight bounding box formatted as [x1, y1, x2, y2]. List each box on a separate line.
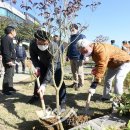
[33, 67, 66, 105]
[2, 65, 14, 92]
[16, 58, 25, 72]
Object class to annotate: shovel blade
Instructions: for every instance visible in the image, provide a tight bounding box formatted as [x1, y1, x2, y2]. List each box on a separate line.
[85, 108, 94, 116]
[36, 110, 55, 119]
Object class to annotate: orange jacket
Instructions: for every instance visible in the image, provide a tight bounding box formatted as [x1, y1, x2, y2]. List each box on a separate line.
[92, 43, 130, 82]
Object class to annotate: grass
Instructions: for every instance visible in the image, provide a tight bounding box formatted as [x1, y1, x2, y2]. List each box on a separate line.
[0, 67, 129, 130]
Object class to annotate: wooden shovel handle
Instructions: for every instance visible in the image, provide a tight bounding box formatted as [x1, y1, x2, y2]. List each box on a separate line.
[36, 77, 46, 112]
[39, 91, 46, 111]
[87, 93, 92, 103]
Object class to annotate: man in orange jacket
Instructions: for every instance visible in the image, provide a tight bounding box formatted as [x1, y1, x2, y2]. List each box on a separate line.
[77, 39, 130, 101]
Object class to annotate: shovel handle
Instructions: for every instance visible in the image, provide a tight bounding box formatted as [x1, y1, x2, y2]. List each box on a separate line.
[87, 93, 92, 103]
[36, 77, 46, 112]
[39, 91, 46, 111]
[86, 93, 92, 109]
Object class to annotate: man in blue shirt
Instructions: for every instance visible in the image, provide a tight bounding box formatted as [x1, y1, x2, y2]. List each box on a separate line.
[66, 24, 86, 90]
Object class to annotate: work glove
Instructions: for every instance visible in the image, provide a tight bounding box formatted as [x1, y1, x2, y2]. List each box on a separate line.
[88, 81, 98, 96]
[34, 67, 40, 77]
[37, 84, 46, 99]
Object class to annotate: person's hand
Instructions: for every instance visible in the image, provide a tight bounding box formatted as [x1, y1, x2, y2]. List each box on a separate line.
[34, 67, 40, 77]
[88, 88, 96, 96]
[37, 84, 46, 99]
[66, 56, 69, 61]
[7, 61, 15, 66]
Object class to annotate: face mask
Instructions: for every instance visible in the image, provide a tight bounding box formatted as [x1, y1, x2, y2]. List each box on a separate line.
[37, 45, 48, 51]
[84, 48, 92, 57]
[71, 32, 77, 35]
[71, 30, 78, 35]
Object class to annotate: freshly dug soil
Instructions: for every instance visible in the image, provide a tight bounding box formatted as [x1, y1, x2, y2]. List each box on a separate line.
[63, 115, 90, 129]
[39, 114, 90, 130]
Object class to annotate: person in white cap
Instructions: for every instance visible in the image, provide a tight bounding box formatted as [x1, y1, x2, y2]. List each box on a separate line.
[77, 39, 130, 101]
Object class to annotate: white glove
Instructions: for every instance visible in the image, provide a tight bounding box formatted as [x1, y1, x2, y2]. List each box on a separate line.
[37, 84, 46, 98]
[88, 88, 96, 96]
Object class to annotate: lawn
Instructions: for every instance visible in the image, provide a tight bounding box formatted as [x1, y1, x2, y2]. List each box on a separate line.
[0, 65, 129, 130]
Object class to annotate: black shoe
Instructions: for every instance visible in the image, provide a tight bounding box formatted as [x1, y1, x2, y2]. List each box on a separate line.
[9, 87, 16, 92]
[100, 97, 110, 102]
[27, 96, 39, 104]
[2, 91, 12, 95]
[78, 83, 83, 88]
[68, 83, 77, 88]
[73, 83, 79, 91]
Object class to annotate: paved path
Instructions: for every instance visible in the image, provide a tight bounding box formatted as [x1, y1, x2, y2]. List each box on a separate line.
[69, 114, 129, 130]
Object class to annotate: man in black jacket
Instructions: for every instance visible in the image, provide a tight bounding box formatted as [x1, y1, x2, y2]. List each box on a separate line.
[1, 26, 16, 95]
[28, 30, 66, 110]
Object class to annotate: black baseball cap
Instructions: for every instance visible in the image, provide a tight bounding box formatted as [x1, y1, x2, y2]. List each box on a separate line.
[34, 30, 50, 40]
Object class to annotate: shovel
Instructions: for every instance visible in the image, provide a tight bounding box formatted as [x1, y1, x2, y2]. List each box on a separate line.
[85, 93, 94, 115]
[85, 76, 94, 115]
[36, 77, 55, 119]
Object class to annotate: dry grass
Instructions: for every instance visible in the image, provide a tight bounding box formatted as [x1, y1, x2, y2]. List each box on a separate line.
[0, 68, 129, 130]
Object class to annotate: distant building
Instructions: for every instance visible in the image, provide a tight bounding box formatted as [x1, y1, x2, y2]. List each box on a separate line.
[0, 1, 40, 25]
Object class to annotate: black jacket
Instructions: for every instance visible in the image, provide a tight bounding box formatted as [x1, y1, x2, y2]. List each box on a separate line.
[29, 39, 61, 85]
[1, 35, 16, 64]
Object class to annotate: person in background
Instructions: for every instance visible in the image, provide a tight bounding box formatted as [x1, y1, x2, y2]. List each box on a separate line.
[122, 41, 130, 54]
[53, 35, 60, 45]
[111, 40, 120, 48]
[28, 30, 66, 110]
[53, 35, 64, 53]
[0, 55, 3, 77]
[77, 39, 130, 101]
[15, 37, 26, 73]
[0, 39, 3, 77]
[128, 41, 130, 54]
[1, 26, 16, 95]
[66, 24, 86, 90]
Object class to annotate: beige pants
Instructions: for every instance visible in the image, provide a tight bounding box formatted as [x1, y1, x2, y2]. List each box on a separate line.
[103, 62, 130, 99]
[70, 59, 84, 86]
